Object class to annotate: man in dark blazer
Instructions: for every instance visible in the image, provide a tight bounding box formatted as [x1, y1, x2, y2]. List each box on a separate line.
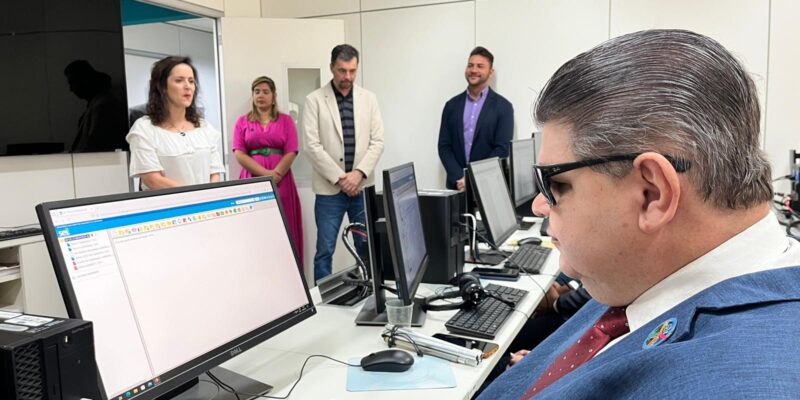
[438, 46, 513, 190]
[479, 29, 800, 399]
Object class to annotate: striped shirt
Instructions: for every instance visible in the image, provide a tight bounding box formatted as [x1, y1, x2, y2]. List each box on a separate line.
[332, 82, 355, 172]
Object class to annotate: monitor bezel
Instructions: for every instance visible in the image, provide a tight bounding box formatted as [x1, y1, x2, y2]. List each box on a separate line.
[509, 138, 537, 207]
[468, 157, 519, 248]
[381, 162, 429, 307]
[35, 177, 316, 400]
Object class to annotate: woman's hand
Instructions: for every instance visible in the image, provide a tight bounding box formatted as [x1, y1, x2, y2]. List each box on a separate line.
[262, 169, 282, 184]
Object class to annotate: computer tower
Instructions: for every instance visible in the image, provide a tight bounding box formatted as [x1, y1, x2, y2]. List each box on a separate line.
[375, 189, 466, 284]
[0, 313, 100, 400]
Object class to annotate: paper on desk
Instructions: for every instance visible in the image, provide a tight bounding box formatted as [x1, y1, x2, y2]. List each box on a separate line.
[346, 355, 456, 391]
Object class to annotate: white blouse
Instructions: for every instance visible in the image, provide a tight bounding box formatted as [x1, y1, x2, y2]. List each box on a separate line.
[127, 116, 225, 189]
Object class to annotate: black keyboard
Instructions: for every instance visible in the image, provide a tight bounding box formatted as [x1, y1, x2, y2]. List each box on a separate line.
[508, 245, 552, 274]
[445, 284, 529, 339]
[0, 227, 42, 241]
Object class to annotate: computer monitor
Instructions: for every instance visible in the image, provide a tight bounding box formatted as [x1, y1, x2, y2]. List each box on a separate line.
[462, 166, 477, 216]
[354, 185, 392, 325]
[468, 157, 519, 249]
[509, 138, 538, 207]
[36, 178, 315, 400]
[382, 163, 428, 325]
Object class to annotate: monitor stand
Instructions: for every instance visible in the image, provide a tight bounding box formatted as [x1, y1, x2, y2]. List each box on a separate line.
[355, 296, 426, 327]
[516, 215, 535, 231]
[166, 367, 272, 400]
[515, 200, 536, 230]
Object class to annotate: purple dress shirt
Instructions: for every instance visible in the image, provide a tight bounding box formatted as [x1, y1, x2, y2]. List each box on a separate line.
[463, 87, 489, 161]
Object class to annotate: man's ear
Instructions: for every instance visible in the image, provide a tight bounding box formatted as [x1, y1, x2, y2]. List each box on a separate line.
[634, 153, 681, 233]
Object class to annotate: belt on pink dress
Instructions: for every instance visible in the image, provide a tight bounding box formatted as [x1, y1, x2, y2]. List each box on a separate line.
[249, 147, 283, 157]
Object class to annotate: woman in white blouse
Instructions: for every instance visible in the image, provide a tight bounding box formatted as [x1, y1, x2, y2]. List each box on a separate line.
[126, 56, 224, 189]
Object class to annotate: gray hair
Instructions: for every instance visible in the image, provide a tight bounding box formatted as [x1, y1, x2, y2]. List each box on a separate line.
[534, 29, 772, 210]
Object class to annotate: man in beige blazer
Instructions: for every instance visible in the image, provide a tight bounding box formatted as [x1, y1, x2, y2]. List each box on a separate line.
[303, 44, 384, 283]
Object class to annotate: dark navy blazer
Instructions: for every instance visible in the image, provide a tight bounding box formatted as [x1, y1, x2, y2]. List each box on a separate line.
[437, 88, 514, 189]
[479, 265, 800, 399]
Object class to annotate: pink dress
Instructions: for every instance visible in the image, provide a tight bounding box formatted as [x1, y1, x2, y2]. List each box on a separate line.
[233, 113, 304, 270]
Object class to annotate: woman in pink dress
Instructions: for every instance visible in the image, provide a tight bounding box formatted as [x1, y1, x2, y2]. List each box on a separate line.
[233, 76, 304, 270]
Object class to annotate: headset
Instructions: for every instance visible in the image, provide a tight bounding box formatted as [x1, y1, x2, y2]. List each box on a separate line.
[422, 272, 516, 311]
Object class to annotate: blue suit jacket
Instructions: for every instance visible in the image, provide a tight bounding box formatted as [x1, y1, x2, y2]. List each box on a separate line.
[437, 88, 514, 189]
[478, 265, 800, 399]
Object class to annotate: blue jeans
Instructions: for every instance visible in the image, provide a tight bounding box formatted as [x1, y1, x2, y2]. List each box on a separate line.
[314, 191, 367, 283]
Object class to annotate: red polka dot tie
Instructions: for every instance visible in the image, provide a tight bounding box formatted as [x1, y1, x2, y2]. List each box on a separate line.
[521, 307, 629, 399]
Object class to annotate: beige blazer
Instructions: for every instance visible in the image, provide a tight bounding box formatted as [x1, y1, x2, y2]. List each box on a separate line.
[302, 82, 385, 195]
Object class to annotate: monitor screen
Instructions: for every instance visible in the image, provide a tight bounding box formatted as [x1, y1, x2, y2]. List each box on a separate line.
[468, 157, 519, 247]
[36, 178, 315, 400]
[382, 163, 428, 305]
[510, 138, 537, 206]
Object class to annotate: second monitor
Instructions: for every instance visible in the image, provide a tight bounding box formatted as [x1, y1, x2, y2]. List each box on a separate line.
[469, 157, 519, 251]
[509, 137, 538, 212]
[382, 162, 428, 326]
[355, 163, 428, 326]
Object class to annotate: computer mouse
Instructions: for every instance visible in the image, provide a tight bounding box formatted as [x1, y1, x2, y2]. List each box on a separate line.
[518, 237, 542, 246]
[360, 349, 414, 372]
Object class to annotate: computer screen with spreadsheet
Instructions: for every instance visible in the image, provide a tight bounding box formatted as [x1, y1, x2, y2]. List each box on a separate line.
[36, 178, 315, 400]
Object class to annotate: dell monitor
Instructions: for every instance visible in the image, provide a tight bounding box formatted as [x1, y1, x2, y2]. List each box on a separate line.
[468, 157, 519, 252]
[36, 178, 315, 400]
[382, 163, 428, 326]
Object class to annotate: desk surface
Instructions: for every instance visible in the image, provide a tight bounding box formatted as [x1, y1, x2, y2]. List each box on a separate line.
[222, 223, 559, 399]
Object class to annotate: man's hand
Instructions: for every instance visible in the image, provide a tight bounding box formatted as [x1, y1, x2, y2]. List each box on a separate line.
[507, 349, 530, 369]
[338, 170, 364, 196]
[535, 282, 572, 315]
[456, 177, 466, 191]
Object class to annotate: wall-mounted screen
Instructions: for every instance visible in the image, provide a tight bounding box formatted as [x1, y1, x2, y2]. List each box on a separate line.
[0, 0, 129, 156]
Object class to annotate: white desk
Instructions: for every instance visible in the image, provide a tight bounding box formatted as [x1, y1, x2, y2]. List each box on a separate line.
[222, 223, 559, 399]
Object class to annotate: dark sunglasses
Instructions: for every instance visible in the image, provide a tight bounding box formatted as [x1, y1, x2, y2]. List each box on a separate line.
[533, 153, 691, 206]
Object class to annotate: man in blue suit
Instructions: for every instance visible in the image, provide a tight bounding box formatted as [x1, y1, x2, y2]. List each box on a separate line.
[438, 47, 514, 191]
[479, 29, 800, 399]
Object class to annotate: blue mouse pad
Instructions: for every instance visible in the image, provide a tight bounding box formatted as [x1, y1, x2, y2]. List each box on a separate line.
[346, 355, 457, 391]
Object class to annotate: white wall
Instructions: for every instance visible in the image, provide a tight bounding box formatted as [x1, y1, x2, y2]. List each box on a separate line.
[259, 0, 359, 18]
[766, 0, 800, 192]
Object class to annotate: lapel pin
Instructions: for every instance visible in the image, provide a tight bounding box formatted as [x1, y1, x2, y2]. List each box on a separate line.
[643, 317, 677, 349]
